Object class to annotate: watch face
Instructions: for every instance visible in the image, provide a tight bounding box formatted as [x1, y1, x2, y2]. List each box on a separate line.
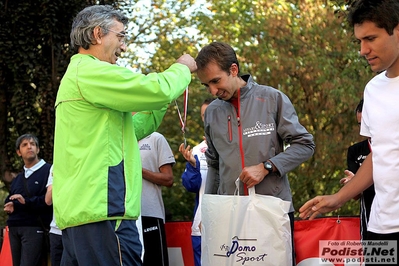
[264, 162, 273, 171]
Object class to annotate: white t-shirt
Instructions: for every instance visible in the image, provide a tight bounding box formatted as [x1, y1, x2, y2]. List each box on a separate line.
[361, 71, 399, 234]
[191, 140, 208, 236]
[139, 132, 175, 221]
[46, 165, 62, 235]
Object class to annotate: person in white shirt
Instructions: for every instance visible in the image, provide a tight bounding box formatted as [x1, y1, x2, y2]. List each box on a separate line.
[139, 132, 175, 266]
[300, 1, 399, 260]
[45, 165, 63, 266]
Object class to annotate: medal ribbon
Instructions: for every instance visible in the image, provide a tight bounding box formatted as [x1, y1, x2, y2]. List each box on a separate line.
[175, 87, 188, 146]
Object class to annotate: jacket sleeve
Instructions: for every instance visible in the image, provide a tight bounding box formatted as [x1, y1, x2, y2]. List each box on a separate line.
[204, 122, 220, 194]
[77, 62, 191, 113]
[181, 155, 202, 193]
[133, 105, 168, 141]
[269, 91, 315, 177]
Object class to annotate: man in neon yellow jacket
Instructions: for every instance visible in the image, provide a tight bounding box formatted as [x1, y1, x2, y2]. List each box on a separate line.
[52, 5, 197, 266]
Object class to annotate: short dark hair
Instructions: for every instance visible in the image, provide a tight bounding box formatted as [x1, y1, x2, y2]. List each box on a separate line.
[202, 97, 215, 106]
[347, 0, 399, 35]
[196, 42, 240, 74]
[355, 98, 364, 113]
[15, 133, 39, 150]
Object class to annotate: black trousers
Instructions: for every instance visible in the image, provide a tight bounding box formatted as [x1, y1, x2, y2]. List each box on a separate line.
[364, 231, 399, 266]
[289, 212, 296, 266]
[9, 226, 46, 266]
[141, 216, 169, 266]
[49, 233, 63, 266]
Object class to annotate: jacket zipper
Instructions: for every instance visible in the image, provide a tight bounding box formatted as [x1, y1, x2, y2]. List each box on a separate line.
[227, 115, 233, 142]
[236, 89, 248, 195]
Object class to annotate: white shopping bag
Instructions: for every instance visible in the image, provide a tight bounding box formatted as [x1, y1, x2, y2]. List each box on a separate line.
[201, 186, 292, 266]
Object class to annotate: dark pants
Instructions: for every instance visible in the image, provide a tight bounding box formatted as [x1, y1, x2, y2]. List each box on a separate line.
[50, 233, 63, 266]
[9, 226, 46, 266]
[141, 216, 169, 266]
[364, 231, 399, 266]
[289, 212, 296, 266]
[61, 220, 142, 266]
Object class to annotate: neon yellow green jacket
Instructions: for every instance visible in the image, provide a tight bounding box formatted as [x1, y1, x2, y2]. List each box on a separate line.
[53, 54, 191, 229]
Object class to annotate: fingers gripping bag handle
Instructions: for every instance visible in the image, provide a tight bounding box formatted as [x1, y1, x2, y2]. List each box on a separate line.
[234, 177, 255, 196]
[235, 177, 291, 215]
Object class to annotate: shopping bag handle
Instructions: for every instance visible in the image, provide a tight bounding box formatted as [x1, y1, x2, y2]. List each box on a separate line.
[235, 178, 255, 196]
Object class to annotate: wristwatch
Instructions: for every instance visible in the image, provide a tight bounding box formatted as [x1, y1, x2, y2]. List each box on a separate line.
[263, 161, 273, 172]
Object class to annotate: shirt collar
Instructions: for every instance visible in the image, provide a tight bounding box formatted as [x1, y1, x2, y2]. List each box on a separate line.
[24, 159, 46, 178]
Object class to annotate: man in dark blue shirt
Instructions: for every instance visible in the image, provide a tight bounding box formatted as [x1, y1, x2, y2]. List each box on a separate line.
[4, 133, 52, 266]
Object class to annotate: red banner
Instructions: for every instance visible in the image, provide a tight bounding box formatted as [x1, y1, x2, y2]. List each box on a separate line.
[0, 217, 360, 266]
[295, 217, 361, 266]
[165, 222, 195, 266]
[166, 217, 360, 266]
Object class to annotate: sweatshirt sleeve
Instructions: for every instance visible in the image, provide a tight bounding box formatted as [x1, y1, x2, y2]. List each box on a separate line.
[59, 55, 191, 113]
[181, 155, 202, 193]
[133, 105, 168, 141]
[86, 63, 191, 112]
[269, 91, 315, 176]
[204, 124, 220, 194]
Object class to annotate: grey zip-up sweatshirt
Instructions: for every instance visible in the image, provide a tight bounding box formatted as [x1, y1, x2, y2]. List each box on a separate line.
[204, 74, 315, 212]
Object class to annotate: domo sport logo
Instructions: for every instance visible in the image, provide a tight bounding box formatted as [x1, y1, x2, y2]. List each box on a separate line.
[214, 236, 268, 265]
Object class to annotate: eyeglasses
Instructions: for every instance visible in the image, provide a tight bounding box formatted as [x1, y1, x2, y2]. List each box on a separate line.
[105, 28, 126, 45]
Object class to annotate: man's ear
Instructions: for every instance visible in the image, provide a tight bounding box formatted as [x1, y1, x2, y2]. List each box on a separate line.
[93, 26, 102, 45]
[230, 63, 239, 77]
[16, 150, 22, 157]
